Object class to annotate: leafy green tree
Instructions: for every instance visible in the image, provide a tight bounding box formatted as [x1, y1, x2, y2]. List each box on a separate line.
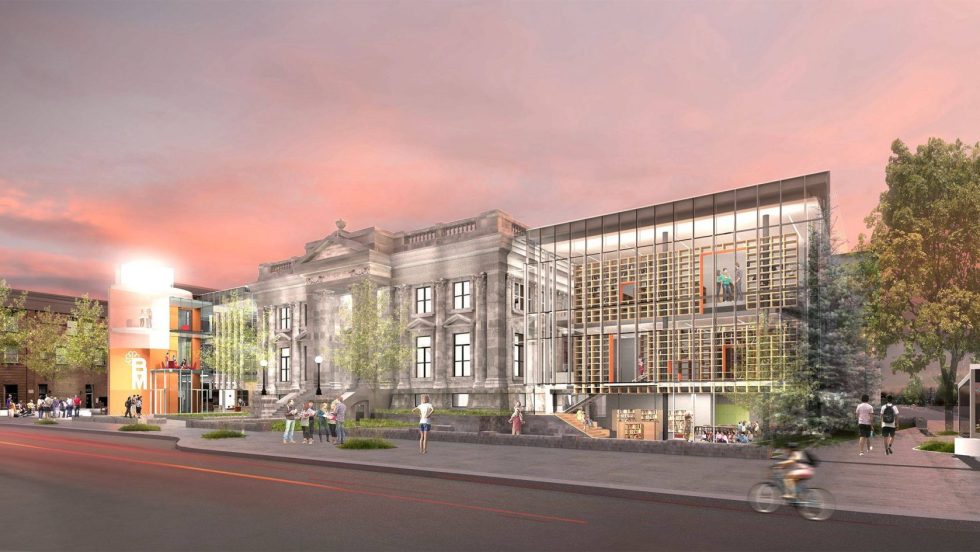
[862, 138, 980, 430]
[0, 279, 26, 359]
[200, 290, 269, 387]
[334, 280, 411, 390]
[63, 294, 108, 374]
[901, 375, 925, 406]
[22, 307, 66, 380]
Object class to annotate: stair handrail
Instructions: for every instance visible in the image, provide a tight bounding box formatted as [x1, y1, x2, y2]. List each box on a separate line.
[562, 394, 598, 414]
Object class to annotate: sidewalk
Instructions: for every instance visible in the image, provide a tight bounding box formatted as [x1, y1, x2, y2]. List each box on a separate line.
[5, 417, 978, 523]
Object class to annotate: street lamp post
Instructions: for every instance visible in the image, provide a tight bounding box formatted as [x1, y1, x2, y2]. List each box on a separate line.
[260, 359, 268, 396]
[315, 355, 323, 396]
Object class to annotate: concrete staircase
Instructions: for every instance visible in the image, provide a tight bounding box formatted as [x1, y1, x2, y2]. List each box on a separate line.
[555, 412, 610, 438]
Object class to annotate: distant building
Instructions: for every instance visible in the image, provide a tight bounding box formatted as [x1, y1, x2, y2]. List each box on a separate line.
[1, 289, 108, 408]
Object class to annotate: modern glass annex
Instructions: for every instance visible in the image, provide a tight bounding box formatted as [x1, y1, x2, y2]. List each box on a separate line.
[522, 172, 830, 401]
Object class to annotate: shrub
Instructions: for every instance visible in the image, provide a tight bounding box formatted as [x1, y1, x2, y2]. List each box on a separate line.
[165, 412, 248, 419]
[918, 440, 955, 453]
[936, 430, 959, 436]
[35, 418, 58, 425]
[119, 423, 162, 432]
[338, 437, 395, 450]
[201, 429, 246, 440]
[350, 419, 413, 428]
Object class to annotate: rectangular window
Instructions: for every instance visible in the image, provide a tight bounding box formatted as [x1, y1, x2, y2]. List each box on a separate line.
[452, 393, 470, 408]
[4, 318, 17, 332]
[178, 309, 192, 330]
[303, 303, 308, 327]
[279, 306, 291, 330]
[513, 281, 525, 311]
[453, 333, 471, 377]
[453, 281, 471, 310]
[4, 346, 18, 364]
[415, 286, 432, 314]
[279, 347, 290, 382]
[66, 320, 78, 335]
[415, 336, 432, 378]
[178, 337, 191, 366]
[56, 347, 67, 365]
[513, 333, 524, 378]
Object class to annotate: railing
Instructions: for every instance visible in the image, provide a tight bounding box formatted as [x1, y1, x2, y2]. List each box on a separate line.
[444, 221, 475, 236]
[269, 261, 292, 274]
[406, 231, 437, 244]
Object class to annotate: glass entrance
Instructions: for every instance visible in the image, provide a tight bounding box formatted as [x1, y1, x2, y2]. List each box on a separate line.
[179, 370, 193, 413]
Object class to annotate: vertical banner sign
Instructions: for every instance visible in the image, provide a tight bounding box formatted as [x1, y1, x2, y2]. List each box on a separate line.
[126, 351, 148, 390]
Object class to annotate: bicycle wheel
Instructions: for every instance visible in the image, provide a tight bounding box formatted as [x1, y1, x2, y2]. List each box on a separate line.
[748, 482, 781, 513]
[797, 487, 835, 521]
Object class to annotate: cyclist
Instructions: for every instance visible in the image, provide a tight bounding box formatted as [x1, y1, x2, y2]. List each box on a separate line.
[775, 442, 815, 500]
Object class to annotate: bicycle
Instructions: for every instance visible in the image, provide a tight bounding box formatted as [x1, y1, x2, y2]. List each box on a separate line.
[748, 465, 836, 521]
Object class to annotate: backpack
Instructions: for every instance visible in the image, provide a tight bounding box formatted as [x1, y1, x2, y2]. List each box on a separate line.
[882, 405, 896, 424]
[803, 450, 820, 467]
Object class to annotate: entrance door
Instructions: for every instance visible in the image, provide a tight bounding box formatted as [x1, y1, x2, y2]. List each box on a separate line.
[85, 384, 93, 408]
[37, 384, 48, 399]
[3, 384, 17, 405]
[179, 371, 192, 413]
[617, 336, 637, 382]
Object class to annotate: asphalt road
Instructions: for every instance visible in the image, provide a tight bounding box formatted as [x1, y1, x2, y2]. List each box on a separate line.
[0, 425, 976, 552]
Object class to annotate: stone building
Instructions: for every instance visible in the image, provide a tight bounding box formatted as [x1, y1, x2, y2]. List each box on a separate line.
[249, 210, 529, 409]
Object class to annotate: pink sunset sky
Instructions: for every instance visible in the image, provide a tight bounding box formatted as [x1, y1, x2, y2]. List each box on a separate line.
[1, 1, 979, 300]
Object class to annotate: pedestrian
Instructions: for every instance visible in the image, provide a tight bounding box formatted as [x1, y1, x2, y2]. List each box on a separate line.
[332, 395, 347, 445]
[135, 395, 143, 419]
[856, 393, 874, 456]
[52, 396, 61, 418]
[880, 394, 899, 455]
[508, 401, 524, 435]
[327, 400, 339, 443]
[124, 396, 132, 418]
[282, 399, 297, 444]
[300, 401, 315, 444]
[5, 394, 11, 409]
[65, 398, 73, 418]
[412, 394, 434, 454]
[316, 402, 331, 443]
[73, 395, 81, 417]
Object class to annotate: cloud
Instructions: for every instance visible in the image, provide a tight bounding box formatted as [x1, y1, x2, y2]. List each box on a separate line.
[0, 2, 978, 296]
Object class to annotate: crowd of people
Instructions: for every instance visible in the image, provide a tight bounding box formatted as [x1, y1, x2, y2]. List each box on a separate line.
[696, 420, 760, 444]
[6, 393, 83, 418]
[282, 395, 348, 445]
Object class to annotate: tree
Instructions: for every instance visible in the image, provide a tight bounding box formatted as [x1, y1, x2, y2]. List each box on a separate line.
[22, 307, 66, 381]
[200, 290, 269, 389]
[334, 280, 411, 390]
[0, 279, 26, 360]
[806, 227, 878, 433]
[862, 138, 980, 430]
[63, 294, 108, 374]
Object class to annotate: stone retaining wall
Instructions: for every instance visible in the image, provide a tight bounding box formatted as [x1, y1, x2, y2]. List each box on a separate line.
[184, 418, 768, 459]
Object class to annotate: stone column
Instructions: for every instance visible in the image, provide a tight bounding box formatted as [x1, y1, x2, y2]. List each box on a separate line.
[474, 272, 487, 388]
[289, 302, 300, 391]
[433, 278, 448, 389]
[265, 306, 277, 395]
[396, 285, 412, 390]
[484, 270, 506, 390]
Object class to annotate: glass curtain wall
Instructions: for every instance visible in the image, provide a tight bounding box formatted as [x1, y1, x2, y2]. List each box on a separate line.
[524, 172, 830, 406]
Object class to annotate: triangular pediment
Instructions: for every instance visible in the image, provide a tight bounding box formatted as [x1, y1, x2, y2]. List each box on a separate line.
[294, 330, 309, 341]
[299, 233, 370, 264]
[274, 332, 292, 345]
[407, 317, 436, 330]
[443, 313, 473, 327]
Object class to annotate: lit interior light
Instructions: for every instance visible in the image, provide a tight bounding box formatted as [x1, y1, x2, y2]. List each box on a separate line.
[119, 261, 175, 292]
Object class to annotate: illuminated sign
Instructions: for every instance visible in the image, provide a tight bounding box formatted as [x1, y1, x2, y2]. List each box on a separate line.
[125, 351, 148, 390]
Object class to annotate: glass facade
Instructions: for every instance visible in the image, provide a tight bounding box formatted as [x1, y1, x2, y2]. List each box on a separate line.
[523, 172, 829, 398]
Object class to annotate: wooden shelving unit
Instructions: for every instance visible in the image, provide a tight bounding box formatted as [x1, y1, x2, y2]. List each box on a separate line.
[568, 234, 801, 394]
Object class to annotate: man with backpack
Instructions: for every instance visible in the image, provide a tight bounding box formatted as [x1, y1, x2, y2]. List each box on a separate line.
[880, 394, 899, 455]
